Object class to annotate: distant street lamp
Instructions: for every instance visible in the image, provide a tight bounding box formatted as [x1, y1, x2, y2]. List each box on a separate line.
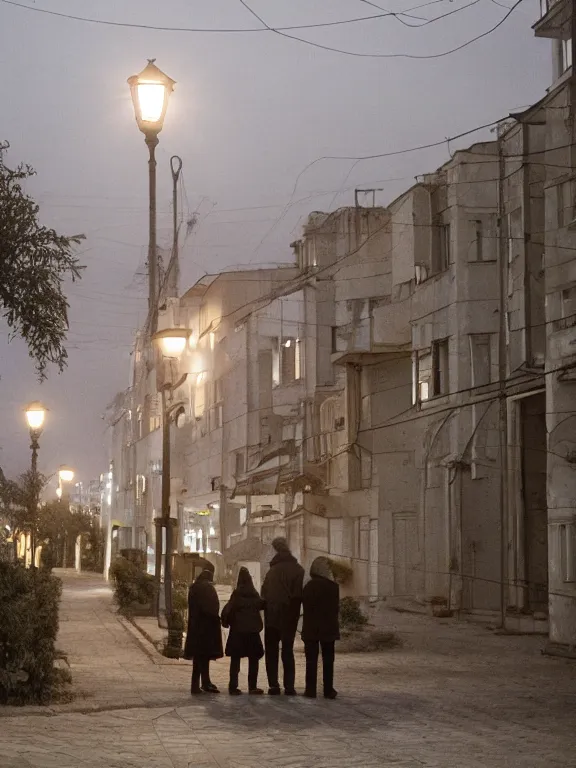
[24, 401, 47, 566]
[152, 327, 190, 626]
[58, 467, 75, 484]
[128, 60, 176, 330]
[57, 466, 75, 568]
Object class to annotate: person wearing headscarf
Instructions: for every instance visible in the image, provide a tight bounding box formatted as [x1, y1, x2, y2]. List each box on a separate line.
[183, 568, 223, 694]
[261, 537, 304, 696]
[221, 567, 265, 695]
[301, 557, 340, 699]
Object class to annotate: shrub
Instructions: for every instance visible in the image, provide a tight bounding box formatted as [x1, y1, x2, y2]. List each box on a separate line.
[339, 629, 402, 653]
[0, 562, 63, 704]
[339, 596, 368, 630]
[109, 556, 156, 615]
[327, 558, 353, 585]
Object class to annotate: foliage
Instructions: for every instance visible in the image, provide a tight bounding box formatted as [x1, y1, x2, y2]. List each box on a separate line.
[109, 556, 156, 615]
[81, 523, 105, 573]
[0, 562, 63, 704]
[339, 629, 402, 653]
[0, 468, 48, 562]
[339, 596, 368, 629]
[327, 558, 354, 585]
[0, 141, 84, 378]
[38, 500, 95, 569]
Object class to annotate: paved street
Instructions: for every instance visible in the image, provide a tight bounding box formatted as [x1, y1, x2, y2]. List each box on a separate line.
[1, 571, 576, 767]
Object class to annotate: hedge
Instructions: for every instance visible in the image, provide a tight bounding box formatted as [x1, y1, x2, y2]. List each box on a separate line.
[0, 562, 63, 704]
[109, 556, 156, 615]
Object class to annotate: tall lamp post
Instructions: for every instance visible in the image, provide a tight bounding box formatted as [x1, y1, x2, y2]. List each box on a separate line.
[57, 466, 75, 567]
[128, 60, 176, 331]
[24, 401, 47, 567]
[152, 328, 190, 626]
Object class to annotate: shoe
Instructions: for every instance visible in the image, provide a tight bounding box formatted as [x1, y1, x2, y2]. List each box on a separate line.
[191, 688, 203, 695]
[303, 690, 317, 698]
[202, 684, 220, 693]
[324, 689, 338, 699]
[284, 689, 297, 696]
[268, 687, 281, 696]
[229, 688, 242, 696]
[249, 688, 264, 695]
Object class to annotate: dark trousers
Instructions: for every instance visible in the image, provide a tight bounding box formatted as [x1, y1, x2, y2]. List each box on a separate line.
[191, 656, 211, 691]
[304, 641, 335, 694]
[265, 626, 296, 691]
[229, 656, 259, 691]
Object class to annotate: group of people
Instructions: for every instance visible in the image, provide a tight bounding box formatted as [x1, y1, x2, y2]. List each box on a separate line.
[183, 537, 340, 699]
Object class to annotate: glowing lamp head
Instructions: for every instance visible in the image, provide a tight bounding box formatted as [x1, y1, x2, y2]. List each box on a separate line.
[25, 401, 46, 431]
[58, 467, 75, 484]
[152, 328, 190, 358]
[128, 59, 175, 137]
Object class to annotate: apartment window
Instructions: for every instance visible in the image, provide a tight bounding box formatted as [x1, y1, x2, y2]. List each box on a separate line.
[415, 350, 431, 402]
[559, 285, 576, 330]
[469, 334, 492, 387]
[272, 337, 302, 386]
[194, 373, 207, 419]
[209, 377, 223, 431]
[319, 398, 337, 458]
[415, 341, 449, 402]
[137, 407, 143, 439]
[331, 326, 339, 353]
[432, 222, 450, 273]
[432, 339, 449, 396]
[561, 38, 573, 73]
[136, 474, 146, 502]
[560, 523, 576, 583]
[557, 181, 574, 227]
[235, 451, 245, 477]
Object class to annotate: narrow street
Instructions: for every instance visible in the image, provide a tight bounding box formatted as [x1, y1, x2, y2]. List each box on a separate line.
[0, 571, 575, 767]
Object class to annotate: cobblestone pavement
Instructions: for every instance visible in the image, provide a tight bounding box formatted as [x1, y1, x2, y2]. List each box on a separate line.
[1, 571, 576, 767]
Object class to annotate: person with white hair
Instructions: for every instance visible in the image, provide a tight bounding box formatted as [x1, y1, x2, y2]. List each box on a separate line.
[261, 537, 304, 696]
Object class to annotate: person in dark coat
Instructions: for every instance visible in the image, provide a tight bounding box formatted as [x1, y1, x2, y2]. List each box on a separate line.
[221, 567, 265, 695]
[183, 569, 223, 694]
[301, 556, 340, 699]
[261, 537, 304, 696]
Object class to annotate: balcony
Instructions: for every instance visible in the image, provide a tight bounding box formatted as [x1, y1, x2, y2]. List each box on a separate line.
[331, 302, 411, 365]
[533, 0, 570, 38]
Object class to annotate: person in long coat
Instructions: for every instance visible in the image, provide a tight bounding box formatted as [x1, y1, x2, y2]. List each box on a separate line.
[221, 567, 265, 695]
[261, 537, 304, 696]
[184, 569, 223, 694]
[301, 556, 340, 699]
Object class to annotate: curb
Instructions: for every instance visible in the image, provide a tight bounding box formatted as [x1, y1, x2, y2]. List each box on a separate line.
[118, 615, 188, 666]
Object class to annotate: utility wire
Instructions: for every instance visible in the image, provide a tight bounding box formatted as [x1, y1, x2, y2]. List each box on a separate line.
[237, 0, 524, 59]
[1, 0, 523, 59]
[0, 0, 473, 34]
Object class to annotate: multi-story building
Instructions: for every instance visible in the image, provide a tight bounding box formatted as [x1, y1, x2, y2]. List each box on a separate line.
[533, 1, 576, 649]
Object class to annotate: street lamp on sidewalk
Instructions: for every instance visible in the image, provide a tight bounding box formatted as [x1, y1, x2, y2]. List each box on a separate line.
[152, 327, 190, 627]
[128, 60, 176, 330]
[24, 401, 47, 567]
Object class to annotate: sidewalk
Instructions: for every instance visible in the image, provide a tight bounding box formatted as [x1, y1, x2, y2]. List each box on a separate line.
[0, 569, 575, 767]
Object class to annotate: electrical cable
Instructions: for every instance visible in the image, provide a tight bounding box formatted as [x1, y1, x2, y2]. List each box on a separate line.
[237, 0, 524, 60]
[0, 0, 472, 34]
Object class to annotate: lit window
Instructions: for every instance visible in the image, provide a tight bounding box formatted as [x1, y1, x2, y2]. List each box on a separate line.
[561, 38, 573, 73]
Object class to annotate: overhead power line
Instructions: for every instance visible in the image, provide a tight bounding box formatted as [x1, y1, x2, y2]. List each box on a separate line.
[2, 0, 523, 59]
[0, 0, 475, 34]
[238, 0, 524, 59]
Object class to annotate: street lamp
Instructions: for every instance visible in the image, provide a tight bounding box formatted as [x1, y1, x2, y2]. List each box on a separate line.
[128, 60, 176, 330]
[152, 327, 189, 627]
[24, 402, 46, 566]
[58, 467, 75, 484]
